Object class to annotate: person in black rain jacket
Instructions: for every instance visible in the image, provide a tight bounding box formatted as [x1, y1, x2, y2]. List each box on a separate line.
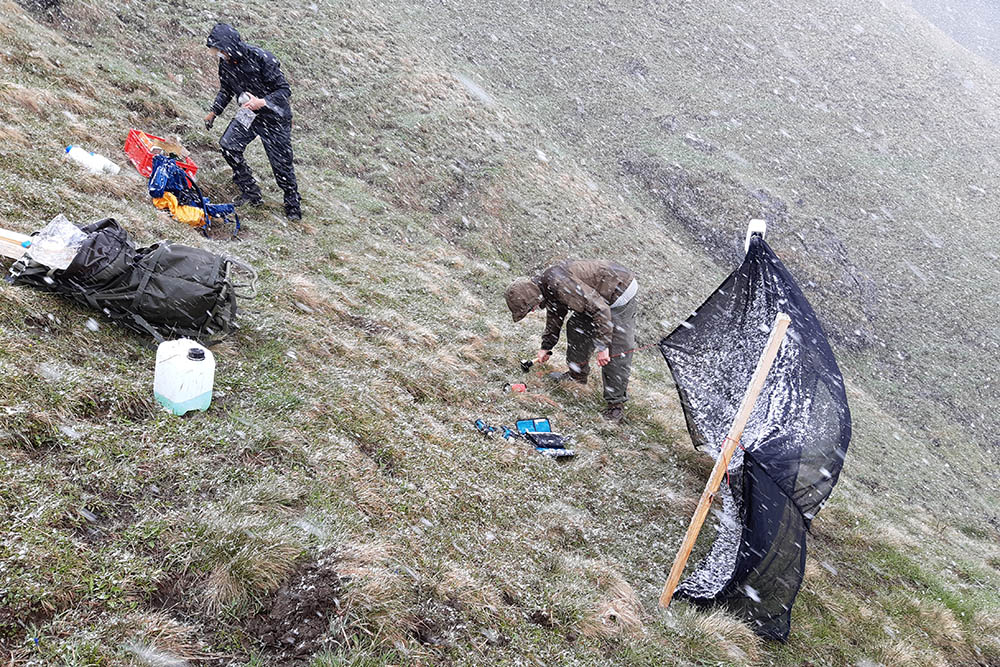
[204, 23, 302, 220]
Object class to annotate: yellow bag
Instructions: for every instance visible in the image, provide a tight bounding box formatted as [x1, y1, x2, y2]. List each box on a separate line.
[152, 192, 205, 228]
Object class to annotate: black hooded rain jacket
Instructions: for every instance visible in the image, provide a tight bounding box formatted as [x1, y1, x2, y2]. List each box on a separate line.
[206, 23, 292, 120]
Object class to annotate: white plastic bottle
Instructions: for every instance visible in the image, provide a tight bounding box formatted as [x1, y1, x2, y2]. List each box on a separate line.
[154, 339, 215, 415]
[90, 151, 121, 175]
[65, 145, 121, 175]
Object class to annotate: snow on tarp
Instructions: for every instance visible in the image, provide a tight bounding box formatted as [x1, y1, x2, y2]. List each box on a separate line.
[659, 234, 851, 641]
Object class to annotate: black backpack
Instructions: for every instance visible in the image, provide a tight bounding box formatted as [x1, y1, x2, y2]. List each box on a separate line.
[8, 218, 256, 343]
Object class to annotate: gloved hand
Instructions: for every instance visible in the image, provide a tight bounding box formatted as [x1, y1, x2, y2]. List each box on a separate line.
[204, 111, 216, 130]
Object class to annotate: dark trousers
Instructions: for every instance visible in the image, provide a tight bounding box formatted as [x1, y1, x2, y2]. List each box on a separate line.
[220, 112, 300, 214]
[565, 295, 637, 405]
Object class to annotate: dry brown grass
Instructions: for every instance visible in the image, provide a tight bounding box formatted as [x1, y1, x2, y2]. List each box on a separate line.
[352, 474, 395, 519]
[420, 344, 467, 375]
[456, 336, 487, 364]
[25, 610, 216, 666]
[553, 558, 646, 640]
[653, 488, 700, 518]
[65, 123, 104, 145]
[290, 274, 344, 316]
[205, 545, 299, 611]
[904, 595, 965, 652]
[120, 611, 212, 665]
[0, 0, 19, 34]
[436, 566, 503, 621]
[57, 71, 100, 99]
[539, 502, 591, 549]
[339, 541, 417, 648]
[674, 607, 763, 665]
[875, 640, 925, 667]
[0, 84, 60, 119]
[803, 557, 824, 583]
[201, 522, 303, 612]
[400, 68, 460, 109]
[877, 523, 920, 551]
[971, 610, 1000, 661]
[0, 124, 30, 147]
[61, 169, 140, 200]
[61, 92, 98, 116]
[581, 582, 644, 639]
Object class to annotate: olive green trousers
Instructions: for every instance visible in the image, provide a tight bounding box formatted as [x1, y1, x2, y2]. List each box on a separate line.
[565, 294, 637, 405]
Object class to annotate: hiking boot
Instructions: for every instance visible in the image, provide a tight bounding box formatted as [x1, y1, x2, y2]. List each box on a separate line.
[548, 370, 588, 385]
[602, 404, 625, 423]
[233, 193, 263, 207]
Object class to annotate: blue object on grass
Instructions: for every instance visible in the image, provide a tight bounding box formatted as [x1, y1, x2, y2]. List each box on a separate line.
[516, 417, 551, 434]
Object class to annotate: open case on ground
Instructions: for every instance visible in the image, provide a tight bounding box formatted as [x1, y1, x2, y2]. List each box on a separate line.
[516, 417, 551, 434]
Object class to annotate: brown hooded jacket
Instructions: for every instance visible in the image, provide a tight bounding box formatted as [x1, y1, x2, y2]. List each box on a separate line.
[532, 260, 634, 351]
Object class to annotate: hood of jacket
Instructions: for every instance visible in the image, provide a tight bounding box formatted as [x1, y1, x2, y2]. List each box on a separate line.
[206, 23, 243, 58]
[505, 277, 544, 322]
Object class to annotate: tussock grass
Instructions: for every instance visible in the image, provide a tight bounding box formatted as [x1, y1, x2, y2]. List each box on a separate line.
[435, 566, 504, 622]
[0, 83, 60, 119]
[909, 596, 965, 648]
[338, 542, 416, 651]
[202, 530, 303, 613]
[119, 612, 213, 665]
[164, 509, 307, 613]
[0, 123, 30, 146]
[689, 609, 764, 664]
[0, 408, 62, 449]
[580, 578, 644, 640]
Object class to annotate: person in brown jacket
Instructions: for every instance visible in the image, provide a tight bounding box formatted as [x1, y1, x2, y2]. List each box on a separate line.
[505, 259, 638, 422]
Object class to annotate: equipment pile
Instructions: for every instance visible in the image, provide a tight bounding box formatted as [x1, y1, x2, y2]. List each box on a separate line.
[474, 417, 576, 458]
[7, 216, 256, 344]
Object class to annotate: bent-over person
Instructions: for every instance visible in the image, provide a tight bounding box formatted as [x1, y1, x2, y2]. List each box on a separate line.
[505, 259, 638, 423]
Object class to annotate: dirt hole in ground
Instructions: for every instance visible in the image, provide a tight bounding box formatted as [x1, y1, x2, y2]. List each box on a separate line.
[248, 551, 345, 665]
[528, 608, 556, 628]
[358, 439, 397, 475]
[409, 597, 465, 647]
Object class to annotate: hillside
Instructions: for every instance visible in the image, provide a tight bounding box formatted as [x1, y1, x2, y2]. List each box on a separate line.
[0, 0, 998, 665]
[909, 0, 1000, 65]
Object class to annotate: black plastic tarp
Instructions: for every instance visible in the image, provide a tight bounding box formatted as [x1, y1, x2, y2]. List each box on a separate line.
[659, 234, 851, 640]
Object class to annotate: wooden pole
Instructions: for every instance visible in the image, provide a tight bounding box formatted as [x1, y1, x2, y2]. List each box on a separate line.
[658, 312, 791, 608]
[0, 227, 31, 261]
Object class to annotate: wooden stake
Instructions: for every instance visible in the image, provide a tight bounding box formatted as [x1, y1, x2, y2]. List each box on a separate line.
[658, 312, 791, 608]
[0, 227, 31, 261]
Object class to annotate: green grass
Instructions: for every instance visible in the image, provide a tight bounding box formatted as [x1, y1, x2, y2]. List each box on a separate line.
[0, 0, 998, 665]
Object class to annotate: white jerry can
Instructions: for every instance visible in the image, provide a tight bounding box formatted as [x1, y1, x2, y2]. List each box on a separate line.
[154, 339, 215, 415]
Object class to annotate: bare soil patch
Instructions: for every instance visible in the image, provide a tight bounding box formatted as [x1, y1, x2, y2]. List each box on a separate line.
[248, 551, 345, 665]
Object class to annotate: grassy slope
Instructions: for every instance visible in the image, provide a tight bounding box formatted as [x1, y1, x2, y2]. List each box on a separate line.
[0, 0, 997, 665]
[382, 0, 1000, 513]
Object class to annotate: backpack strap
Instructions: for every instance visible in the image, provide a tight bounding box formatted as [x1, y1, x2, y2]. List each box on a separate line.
[7, 258, 55, 287]
[203, 259, 237, 340]
[223, 255, 258, 298]
[130, 244, 165, 313]
[124, 311, 166, 344]
[179, 168, 213, 232]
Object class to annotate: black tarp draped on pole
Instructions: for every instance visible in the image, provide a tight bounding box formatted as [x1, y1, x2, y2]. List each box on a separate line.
[659, 235, 851, 640]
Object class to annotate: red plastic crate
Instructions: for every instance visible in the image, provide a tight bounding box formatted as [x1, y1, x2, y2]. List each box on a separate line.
[124, 128, 198, 179]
